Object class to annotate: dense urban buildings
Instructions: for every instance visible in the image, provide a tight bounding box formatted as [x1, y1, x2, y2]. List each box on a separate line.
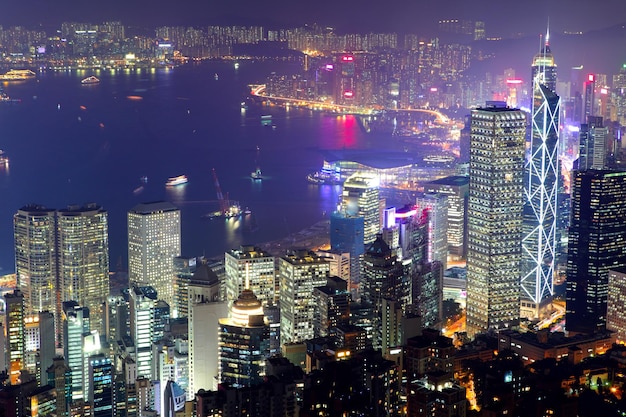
[3, 13, 626, 417]
[466, 102, 526, 338]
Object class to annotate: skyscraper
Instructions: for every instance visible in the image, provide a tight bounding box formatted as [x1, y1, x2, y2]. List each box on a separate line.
[279, 250, 330, 345]
[566, 170, 626, 335]
[218, 288, 269, 388]
[521, 35, 560, 319]
[14, 205, 57, 317]
[466, 102, 526, 338]
[578, 116, 608, 171]
[128, 202, 181, 309]
[224, 245, 276, 306]
[57, 204, 109, 335]
[330, 211, 365, 287]
[6, 290, 25, 385]
[63, 301, 90, 401]
[416, 192, 448, 271]
[341, 173, 381, 244]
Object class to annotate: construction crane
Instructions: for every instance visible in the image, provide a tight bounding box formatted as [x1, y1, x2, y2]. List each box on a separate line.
[212, 168, 228, 215]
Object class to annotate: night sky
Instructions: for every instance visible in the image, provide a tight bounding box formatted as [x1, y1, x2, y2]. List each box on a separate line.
[3, 0, 626, 37]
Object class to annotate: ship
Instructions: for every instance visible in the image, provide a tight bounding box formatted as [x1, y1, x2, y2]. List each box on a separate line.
[81, 76, 100, 85]
[0, 88, 20, 104]
[0, 150, 8, 167]
[0, 69, 36, 81]
[204, 202, 243, 220]
[165, 175, 188, 186]
[251, 168, 262, 181]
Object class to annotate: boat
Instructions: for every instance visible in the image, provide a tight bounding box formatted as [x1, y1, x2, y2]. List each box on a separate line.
[0, 150, 8, 166]
[0, 88, 20, 104]
[140, 176, 148, 183]
[214, 73, 219, 81]
[165, 175, 188, 186]
[251, 168, 263, 181]
[0, 69, 36, 81]
[261, 115, 272, 127]
[234, 62, 240, 70]
[81, 76, 100, 85]
[204, 202, 243, 219]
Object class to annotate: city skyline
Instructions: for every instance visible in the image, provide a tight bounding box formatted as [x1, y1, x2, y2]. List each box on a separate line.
[2, 0, 626, 38]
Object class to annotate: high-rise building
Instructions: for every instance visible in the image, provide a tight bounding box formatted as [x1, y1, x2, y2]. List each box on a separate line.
[466, 102, 526, 338]
[578, 116, 609, 171]
[425, 176, 470, 259]
[521, 38, 561, 320]
[225, 245, 275, 306]
[6, 290, 25, 385]
[416, 192, 448, 271]
[279, 250, 330, 345]
[341, 173, 381, 244]
[607, 268, 626, 343]
[187, 262, 227, 395]
[47, 356, 72, 417]
[583, 74, 596, 121]
[173, 256, 198, 319]
[128, 202, 181, 309]
[23, 311, 55, 386]
[62, 301, 89, 401]
[57, 204, 109, 335]
[566, 170, 626, 335]
[362, 236, 406, 349]
[218, 288, 269, 388]
[128, 285, 159, 378]
[14, 205, 57, 318]
[330, 211, 365, 287]
[313, 276, 351, 338]
[89, 354, 113, 417]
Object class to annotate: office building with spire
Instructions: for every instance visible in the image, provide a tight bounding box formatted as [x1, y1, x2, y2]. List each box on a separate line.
[521, 32, 560, 319]
[218, 287, 269, 388]
[224, 245, 275, 306]
[128, 201, 181, 309]
[466, 102, 526, 338]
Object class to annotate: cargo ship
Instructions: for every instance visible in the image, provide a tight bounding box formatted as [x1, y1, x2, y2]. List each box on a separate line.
[165, 175, 188, 186]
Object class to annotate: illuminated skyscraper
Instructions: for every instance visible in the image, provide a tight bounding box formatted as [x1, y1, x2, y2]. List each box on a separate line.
[218, 288, 269, 388]
[341, 173, 380, 244]
[225, 245, 276, 306]
[128, 202, 181, 309]
[5, 290, 25, 385]
[57, 204, 109, 335]
[63, 301, 89, 401]
[583, 74, 596, 121]
[466, 102, 526, 338]
[279, 250, 330, 345]
[14, 205, 57, 317]
[521, 34, 560, 319]
[566, 170, 626, 335]
[578, 116, 608, 171]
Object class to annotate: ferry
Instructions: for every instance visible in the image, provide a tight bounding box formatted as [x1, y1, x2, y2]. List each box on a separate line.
[0, 150, 8, 166]
[0, 69, 36, 81]
[165, 175, 188, 186]
[81, 76, 100, 85]
[251, 168, 263, 181]
[0, 88, 20, 103]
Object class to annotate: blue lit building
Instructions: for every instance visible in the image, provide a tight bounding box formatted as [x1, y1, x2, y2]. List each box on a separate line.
[330, 211, 365, 286]
[89, 354, 113, 417]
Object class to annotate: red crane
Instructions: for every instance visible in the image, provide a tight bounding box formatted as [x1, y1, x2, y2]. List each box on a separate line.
[212, 168, 228, 215]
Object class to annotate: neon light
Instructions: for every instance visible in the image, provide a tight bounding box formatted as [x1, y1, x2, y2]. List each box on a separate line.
[588, 74, 595, 82]
[430, 87, 438, 92]
[325, 64, 334, 70]
[342, 55, 354, 62]
[395, 209, 417, 218]
[506, 79, 523, 85]
[343, 91, 354, 98]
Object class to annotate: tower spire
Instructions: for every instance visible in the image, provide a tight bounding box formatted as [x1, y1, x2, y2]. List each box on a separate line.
[545, 19, 550, 46]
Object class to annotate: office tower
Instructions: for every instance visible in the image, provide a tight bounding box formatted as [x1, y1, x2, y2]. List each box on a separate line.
[129, 286, 159, 378]
[218, 288, 269, 388]
[6, 290, 25, 385]
[566, 170, 626, 335]
[362, 236, 406, 350]
[47, 356, 72, 417]
[613, 64, 626, 126]
[330, 211, 365, 287]
[279, 250, 330, 345]
[128, 201, 181, 309]
[583, 74, 596, 121]
[521, 43, 561, 319]
[263, 304, 281, 357]
[63, 301, 89, 401]
[416, 192, 449, 271]
[466, 102, 526, 338]
[313, 276, 351, 338]
[57, 204, 109, 336]
[23, 312, 55, 386]
[412, 261, 443, 329]
[425, 175, 470, 258]
[607, 268, 626, 343]
[188, 262, 227, 395]
[579, 116, 609, 171]
[173, 256, 198, 319]
[531, 31, 557, 93]
[225, 245, 275, 305]
[89, 354, 113, 417]
[341, 173, 381, 244]
[14, 205, 57, 317]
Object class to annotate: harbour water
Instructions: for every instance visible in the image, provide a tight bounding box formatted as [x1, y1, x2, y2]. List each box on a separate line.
[0, 61, 384, 273]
